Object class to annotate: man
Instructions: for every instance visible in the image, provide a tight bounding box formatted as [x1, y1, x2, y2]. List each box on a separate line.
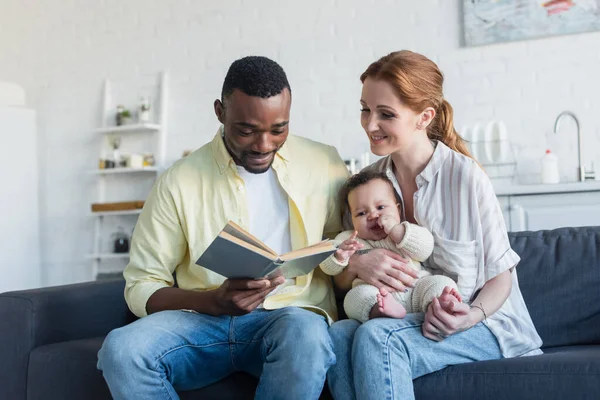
[97, 56, 349, 399]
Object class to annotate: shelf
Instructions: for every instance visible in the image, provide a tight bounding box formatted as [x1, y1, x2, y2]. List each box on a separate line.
[86, 253, 130, 260]
[91, 167, 159, 174]
[95, 123, 161, 134]
[91, 209, 143, 217]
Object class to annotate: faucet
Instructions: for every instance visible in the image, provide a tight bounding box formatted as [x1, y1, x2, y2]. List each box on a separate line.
[553, 111, 595, 182]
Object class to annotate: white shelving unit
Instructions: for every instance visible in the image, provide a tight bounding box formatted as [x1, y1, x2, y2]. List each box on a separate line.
[87, 71, 169, 280]
[85, 253, 131, 260]
[94, 123, 161, 134]
[90, 167, 160, 174]
[89, 209, 143, 217]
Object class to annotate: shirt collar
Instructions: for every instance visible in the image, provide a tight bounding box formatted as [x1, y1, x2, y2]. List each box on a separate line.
[418, 140, 450, 183]
[211, 126, 291, 174]
[381, 140, 450, 187]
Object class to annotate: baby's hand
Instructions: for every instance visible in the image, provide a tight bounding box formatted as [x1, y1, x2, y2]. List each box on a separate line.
[335, 231, 363, 262]
[378, 215, 401, 234]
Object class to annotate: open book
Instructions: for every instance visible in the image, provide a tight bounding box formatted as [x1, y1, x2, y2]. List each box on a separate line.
[196, 221, 337, 279]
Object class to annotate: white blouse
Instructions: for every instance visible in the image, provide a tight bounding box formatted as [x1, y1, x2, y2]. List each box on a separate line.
[363, 141, 543, 358]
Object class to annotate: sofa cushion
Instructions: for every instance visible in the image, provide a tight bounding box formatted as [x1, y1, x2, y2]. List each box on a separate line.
[27, 337, 260, 400]
[509, 227, 600, 348]
[27, 337, 332, 400]
[413, 345, 600, 400]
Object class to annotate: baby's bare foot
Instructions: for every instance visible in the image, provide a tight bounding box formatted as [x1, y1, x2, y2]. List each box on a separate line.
[438, 286, 462, 313]
[369, 290, 407, 319]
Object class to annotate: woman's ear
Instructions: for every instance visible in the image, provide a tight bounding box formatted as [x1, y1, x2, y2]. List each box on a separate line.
[418, 107, 436, 130]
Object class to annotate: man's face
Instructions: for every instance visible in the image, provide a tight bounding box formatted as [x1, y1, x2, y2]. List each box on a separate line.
[214, 88, 291, 174]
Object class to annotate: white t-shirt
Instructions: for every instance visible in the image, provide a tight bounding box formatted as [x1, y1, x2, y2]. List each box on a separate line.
[236, 166, 294, 299]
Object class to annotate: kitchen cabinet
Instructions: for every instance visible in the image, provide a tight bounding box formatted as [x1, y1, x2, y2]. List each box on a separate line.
[494, 182, 600, 232]
[0, 105, 41, 292]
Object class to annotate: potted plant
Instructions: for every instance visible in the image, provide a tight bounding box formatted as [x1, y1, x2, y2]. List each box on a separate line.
[116, 106, 132, 126]
[120, 109, 132, 125]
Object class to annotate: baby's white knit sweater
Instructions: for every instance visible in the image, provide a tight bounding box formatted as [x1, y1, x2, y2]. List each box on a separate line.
[321, 222, 458, 322]
[320, 221, 434, 275]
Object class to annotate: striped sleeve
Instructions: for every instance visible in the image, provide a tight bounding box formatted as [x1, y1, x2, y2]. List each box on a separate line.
[475, 167, 521, 281]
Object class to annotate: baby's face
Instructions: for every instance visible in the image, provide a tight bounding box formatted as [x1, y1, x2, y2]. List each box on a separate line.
[348, 179, 401, 241]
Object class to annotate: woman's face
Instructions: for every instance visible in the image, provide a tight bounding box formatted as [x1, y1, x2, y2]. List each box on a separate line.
[360, 78, 421, 156]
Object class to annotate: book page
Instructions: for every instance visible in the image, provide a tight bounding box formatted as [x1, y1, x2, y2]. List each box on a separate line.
[279, 240, 336, 262]
[220, 231, 277, 260]
[223, 221, 277, 256]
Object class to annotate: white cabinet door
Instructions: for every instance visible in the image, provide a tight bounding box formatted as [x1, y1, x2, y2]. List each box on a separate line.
[0, 106, 41, 292]
[496, 196, 511, 231]
[509, 192, 600, 231]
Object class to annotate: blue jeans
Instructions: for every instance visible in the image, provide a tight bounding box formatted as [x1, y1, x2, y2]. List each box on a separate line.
[327, 313, 502, 400]
[97, 307, 334, 400]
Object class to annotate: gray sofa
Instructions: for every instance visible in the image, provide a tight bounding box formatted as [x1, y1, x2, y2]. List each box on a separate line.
[1, 227, 599, 399]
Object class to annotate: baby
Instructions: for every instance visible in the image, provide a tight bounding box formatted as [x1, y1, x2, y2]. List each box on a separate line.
[320, 171, 462, 322]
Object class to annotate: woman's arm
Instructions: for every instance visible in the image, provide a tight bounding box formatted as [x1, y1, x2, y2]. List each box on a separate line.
[423, 167, 517, 341]
[421, 270, 512, 341]
[333, 249, 419, 294]
[468, 269, 512, 323]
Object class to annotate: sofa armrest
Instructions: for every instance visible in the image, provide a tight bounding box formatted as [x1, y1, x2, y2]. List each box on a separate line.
[0, 279, 136, 399]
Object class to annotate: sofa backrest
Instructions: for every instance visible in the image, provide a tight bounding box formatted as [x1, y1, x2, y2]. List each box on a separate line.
[510, 226, 600, 349]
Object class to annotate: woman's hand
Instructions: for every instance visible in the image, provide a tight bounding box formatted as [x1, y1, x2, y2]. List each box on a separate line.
[422, 296, 480, 341]
[348, 248, 418, 293]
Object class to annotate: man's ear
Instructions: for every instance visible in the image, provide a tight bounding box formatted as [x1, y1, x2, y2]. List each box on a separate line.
[214, 99, 225, 124]
[419, 107, 436, 129]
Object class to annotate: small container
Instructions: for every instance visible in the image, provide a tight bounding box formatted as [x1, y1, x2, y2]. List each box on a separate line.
[138, 97, 151, 123]
[129, 153, 144, 169]
[116, 105, 125, 126]
[541, 149, 560, 184]
[119, 153, 130, 168]
[143, 153, 155, 166]
[112, 227, 129, 253]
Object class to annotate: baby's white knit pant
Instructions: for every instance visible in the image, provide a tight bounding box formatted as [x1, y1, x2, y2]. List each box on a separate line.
[343, 274, 459, 323]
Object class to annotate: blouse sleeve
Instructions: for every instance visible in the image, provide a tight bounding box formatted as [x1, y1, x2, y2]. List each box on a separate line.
[475, 167, 521, 281]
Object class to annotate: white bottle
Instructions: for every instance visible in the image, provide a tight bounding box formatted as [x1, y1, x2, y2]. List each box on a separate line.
[541, 149, 560, 184]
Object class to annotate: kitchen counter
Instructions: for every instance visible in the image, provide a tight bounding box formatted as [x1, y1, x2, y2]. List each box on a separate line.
[493, 180, 600, 196]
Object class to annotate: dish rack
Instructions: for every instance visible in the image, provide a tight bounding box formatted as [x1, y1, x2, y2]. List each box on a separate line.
[481, 161, 517, 180]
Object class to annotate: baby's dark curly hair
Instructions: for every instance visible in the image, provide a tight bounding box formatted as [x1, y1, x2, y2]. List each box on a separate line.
[339, 170, 398, 213]
[221, 56, 291, 101]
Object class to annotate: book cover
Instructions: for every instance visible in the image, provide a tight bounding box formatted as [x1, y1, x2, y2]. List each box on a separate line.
[196, 221, 336, 279]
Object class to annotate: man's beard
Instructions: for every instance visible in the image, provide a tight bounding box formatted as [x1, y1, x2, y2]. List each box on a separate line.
[240, 151, 276, 174]
[222, 133, 278, 174]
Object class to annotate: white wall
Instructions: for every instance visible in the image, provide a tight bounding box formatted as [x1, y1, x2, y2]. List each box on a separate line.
[1, 0, 599, 286]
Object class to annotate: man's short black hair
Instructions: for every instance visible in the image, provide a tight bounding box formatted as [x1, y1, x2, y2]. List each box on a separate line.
[221, 56, 291, 101]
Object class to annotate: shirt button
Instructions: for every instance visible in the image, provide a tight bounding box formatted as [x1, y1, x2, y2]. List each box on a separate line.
[237, 185, 244, 192]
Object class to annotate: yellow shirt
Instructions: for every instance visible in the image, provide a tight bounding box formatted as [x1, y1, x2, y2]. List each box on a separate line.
[124, 128, 349, 323]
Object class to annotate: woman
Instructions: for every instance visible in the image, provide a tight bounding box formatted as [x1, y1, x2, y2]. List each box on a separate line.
[327, 50, 542, 400]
